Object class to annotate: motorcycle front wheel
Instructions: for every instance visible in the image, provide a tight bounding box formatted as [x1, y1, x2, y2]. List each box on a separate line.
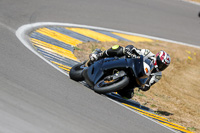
[93, 76, 129, 94]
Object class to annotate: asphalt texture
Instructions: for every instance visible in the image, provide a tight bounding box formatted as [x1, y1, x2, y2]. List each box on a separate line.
[0, 0, 199, 132]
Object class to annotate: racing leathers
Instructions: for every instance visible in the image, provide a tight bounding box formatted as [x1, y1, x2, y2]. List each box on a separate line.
[89, 45, 162, 99]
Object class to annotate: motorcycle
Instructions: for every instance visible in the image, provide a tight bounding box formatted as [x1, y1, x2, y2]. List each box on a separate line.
[69, 55, 154, 94]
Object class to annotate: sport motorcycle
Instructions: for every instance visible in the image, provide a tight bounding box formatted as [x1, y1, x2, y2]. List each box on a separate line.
[69, 55, 154, 94]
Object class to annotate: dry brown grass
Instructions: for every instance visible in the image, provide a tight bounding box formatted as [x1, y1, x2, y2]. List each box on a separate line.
[189, 0, 200, 3]
[74, 41, 200, 132]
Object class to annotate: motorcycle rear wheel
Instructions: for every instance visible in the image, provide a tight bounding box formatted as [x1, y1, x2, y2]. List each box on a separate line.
[94, 76, 129, 94]
[69, 62, 85, 81]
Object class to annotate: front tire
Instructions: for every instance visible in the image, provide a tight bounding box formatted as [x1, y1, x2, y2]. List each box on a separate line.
[94, 76, 129, 94]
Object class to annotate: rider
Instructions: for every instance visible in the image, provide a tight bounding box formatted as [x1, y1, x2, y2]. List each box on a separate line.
[89, 45, 171, 99]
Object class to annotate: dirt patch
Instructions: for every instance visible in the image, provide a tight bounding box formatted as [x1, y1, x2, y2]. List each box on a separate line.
[74, 40, 200, 132]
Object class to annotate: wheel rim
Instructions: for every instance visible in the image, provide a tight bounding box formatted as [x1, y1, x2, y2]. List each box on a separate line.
[97, 78, 123, 87]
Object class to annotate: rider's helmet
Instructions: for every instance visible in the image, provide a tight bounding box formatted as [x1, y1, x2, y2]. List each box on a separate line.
[155, 50, 171, 71]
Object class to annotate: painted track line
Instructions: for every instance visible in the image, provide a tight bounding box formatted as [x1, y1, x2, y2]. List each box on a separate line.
[17, 22, 200, 48]
[16, 23, 70, 76]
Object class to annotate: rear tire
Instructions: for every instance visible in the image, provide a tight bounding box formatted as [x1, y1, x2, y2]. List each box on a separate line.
[94, 76, 129, 94]
[69, 62, 85, 81]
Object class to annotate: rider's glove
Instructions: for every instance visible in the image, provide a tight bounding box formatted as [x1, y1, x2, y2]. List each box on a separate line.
[132, 48, 140, 56]
[125, 45, 139, 57]
[125, 47, 136, 58]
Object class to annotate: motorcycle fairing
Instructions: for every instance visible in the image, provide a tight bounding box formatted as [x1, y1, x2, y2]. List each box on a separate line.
[83, 55, 153, 88]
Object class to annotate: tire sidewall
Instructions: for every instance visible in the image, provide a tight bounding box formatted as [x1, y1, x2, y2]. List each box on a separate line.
[69, 63, 85, 81]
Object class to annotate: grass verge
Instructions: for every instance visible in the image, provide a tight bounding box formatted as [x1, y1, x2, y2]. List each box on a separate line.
[74, 40, 200, 132]
[189, 0, 200, 3]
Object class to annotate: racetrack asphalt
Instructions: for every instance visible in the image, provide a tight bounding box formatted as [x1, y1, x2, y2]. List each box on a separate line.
[0, 0, 199, 133]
